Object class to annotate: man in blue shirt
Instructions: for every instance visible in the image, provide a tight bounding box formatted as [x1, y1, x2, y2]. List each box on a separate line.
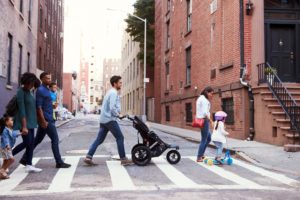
[84, 76, 133, 166]
[20, 72, 71, 168]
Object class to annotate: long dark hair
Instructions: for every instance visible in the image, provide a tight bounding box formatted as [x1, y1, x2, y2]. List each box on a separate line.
[201, 86, 214, 99]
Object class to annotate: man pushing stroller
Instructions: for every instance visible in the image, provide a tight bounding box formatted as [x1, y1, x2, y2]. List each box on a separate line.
[84, 76, 133, 166]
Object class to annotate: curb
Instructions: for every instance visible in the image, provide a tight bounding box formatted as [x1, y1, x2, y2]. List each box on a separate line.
[153, 127, 299, 176]
[56, 119, 74, 128]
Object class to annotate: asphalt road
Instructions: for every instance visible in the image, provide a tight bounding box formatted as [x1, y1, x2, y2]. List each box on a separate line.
[0, 115, 299, 200]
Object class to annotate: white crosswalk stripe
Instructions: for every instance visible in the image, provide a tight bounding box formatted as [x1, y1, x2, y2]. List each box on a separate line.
[0, 155, 298, 196]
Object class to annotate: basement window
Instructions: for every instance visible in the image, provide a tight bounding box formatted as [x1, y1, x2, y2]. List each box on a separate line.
[185, 103, 193, 123]
[221, 98, 234, 124]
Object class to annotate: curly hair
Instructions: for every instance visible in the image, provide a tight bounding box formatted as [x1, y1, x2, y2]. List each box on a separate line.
[20, 72, 38, 86]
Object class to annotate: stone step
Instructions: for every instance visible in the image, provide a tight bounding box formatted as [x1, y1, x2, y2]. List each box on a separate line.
[263, 98, 300, 103]
[271, 111, 286, 117]
[260, 92, 300, 97]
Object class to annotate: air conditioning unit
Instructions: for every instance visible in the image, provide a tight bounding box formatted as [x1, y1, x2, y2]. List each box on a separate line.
[0, 62, 7, 77]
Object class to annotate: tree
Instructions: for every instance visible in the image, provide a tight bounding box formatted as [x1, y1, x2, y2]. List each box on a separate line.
[125, 0, 154, 67]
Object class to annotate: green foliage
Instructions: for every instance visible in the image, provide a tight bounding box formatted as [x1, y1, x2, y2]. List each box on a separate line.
[125, 0, 154, 67]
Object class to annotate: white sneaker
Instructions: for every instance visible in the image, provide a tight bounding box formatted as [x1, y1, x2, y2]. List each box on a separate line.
[25, 165, 42, 173]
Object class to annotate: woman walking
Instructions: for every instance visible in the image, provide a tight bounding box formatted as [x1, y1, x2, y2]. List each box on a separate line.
[196, 86, 214, 162]
[12, 73, 42, 173]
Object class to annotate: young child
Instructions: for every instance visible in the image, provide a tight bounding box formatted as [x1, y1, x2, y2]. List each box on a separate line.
[0, 115, 21, 179]
[211, 111, 229, 165]
[50, 82, 59, 121]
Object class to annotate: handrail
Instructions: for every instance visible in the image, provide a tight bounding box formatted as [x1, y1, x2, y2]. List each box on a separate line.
[257, 62, 300, 132]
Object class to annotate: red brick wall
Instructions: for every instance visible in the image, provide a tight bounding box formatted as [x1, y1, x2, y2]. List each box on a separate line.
[155, 0, 252, 139]
[63, 73, 72, 110]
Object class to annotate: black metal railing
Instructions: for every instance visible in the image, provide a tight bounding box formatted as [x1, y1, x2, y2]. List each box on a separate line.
[257, 62, 300, 133]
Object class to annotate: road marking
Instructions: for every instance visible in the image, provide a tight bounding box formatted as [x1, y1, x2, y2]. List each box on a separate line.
[0, 158, 39, 195]
[188, 157, 263, 189]
[153, 157, 206, 189]
[47, 156, 80, 192]
[233, 159, 300, 187]
[106, 160, 136, 190]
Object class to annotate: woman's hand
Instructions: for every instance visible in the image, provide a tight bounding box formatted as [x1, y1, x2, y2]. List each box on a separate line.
[21, 127, 29, 135]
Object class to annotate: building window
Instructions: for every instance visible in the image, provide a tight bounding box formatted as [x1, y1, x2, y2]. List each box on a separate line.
[166, 62, 170, 91]
[185, 103, 193, 123]
[133, 91, 135, 111]
[39, 6, 43, 30]
[7, 34, 13, 85]
[18, 44, 23, 85]
[166, 106, 170, 122]
[166, 20, 171, 50]
[167, 0, 171, 12]
[136, 58, 139, 75]
[28, 0, 32, 25]
[133, 59, 135, 79]
[186, 46, 191, 85]
[27, 52, 30, 72]
[39, 47, 42, 69]
[20, 0, 23, 13]
[187, 0, 192, 32]
[222, 98, 234, 124]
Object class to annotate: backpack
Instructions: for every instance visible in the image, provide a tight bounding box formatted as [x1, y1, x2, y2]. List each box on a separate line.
[5, 95, 18, 116]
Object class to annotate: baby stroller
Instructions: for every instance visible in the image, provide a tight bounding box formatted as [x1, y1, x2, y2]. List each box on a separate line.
[121, 115, 181, 166]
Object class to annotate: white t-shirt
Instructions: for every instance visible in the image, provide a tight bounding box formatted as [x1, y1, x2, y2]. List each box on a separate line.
[211, 121, 229, 144]
[196, 95, 211, 119]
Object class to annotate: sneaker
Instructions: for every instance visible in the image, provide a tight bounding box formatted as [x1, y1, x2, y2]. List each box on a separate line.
[25, 165, 43, 173]
[19, 158, 27, 166]
[5, 168, 9, 173]
[121, 158, 134, 166]
[196, 156, 205, 162]
[84, 158, 97, 166]
[56, 163, 71, 168]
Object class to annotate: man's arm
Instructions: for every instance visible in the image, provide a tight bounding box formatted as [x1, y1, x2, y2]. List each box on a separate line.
[36, 89, 48, 128]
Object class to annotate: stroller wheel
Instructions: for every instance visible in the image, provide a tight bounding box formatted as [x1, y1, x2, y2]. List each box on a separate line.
[166, 150, 181, 165]
[131, 145, 151, 166]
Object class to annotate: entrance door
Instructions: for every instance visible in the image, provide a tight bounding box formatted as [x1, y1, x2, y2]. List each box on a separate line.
[267, 24, 296, 82]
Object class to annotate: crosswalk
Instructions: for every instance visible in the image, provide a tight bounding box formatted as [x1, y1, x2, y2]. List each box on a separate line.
[0, 155, 299, 196]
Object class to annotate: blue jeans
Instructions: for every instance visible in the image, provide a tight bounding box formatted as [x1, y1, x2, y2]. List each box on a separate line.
[21, 122, 64, 164]
[87, 121, 126, 159]
[12, 129, 35, 165]
[213, 141, 223, 158]
[197, 119, 211, 159]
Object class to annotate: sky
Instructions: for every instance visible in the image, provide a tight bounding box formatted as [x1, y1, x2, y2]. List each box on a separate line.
[63, 0, 135, 73]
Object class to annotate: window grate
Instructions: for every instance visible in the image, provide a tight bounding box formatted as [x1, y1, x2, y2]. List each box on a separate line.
[221, 98, 234, 124]
[185, 103, 193, 123]
[166, 106, 170, 122]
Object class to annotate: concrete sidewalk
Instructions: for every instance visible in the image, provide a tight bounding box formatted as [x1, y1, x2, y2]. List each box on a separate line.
[149, 122, 300, 176]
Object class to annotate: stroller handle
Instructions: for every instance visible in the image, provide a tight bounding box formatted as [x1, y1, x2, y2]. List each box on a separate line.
[118, 115, 134, 121]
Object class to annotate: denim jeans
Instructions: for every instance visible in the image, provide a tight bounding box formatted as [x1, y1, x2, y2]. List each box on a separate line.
[87, 121, 126, 159]
[21, 122, 64, 164]
[213, 141, 223, 158]
[197, 119, 211, 159]
[12, 129, 35, 165]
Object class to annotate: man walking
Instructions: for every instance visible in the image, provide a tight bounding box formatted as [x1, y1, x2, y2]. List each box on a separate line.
[84, 75, 133, 166]
[20, 72, 71, 168]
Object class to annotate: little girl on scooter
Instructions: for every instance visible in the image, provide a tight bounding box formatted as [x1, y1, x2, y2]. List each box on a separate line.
[211, 111, 230, 165]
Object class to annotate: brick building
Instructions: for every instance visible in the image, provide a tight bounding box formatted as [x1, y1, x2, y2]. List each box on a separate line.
[62, 72, 78, 113]
[0, 0, 38, 115]
[37, 0, 64, 88]
[155, 0, 300, 150]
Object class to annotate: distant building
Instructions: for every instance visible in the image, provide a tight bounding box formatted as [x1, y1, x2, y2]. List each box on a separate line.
[62, 72, 78, 113]
[0, 0, 38, 115]
[120, 32, 143, 116]
[102, 59, 121, 96]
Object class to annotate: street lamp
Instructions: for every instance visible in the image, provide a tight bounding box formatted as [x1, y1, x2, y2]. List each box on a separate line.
[107, 8, 147, 121]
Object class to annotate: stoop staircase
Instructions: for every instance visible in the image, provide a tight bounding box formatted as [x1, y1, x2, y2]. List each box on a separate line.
[253, 63, 300, 152]
[254, 63, 300, 152]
